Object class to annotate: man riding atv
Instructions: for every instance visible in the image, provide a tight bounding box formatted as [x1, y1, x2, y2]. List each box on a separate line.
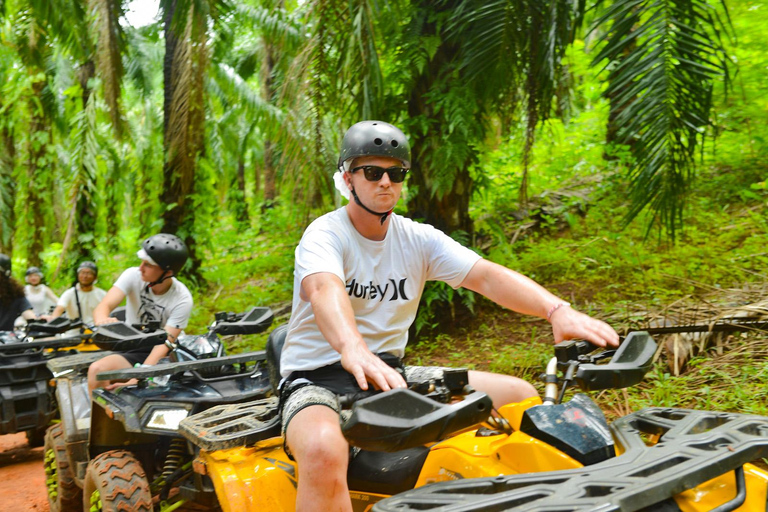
[279, 120, 620, 512]
[88, 234, 193, 392]
[41, 261, 107, 334]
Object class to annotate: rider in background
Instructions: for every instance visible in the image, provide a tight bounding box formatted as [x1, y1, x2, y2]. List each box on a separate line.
[88, 234, 193, 392]
[0, 254, 36, 331]
[279, 120, 620, 512]
[42, 261, 107, 333]
[24, 266, 59, 315]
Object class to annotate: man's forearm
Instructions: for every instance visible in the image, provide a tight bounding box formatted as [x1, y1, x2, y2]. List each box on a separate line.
[142, 344, 170, 366]
[306, 275, 367, 355]
[461, 259, 564, 318]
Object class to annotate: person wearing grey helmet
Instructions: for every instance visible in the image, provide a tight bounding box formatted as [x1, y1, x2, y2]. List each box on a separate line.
[24, 266, 59, 316]
[88, 234, 193, 392]
[0, 255, 37, 331]
[280, 120, 620, 512]
[42, 261, 107, 331]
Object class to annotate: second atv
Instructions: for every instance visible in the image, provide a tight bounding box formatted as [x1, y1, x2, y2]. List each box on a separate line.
[43, 306, 274, 512]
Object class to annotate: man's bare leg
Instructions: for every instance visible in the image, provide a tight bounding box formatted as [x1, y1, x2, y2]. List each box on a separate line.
[87, 354, 132, 393]
[469, 370, 538, 408]
[286, 404, 352, 512]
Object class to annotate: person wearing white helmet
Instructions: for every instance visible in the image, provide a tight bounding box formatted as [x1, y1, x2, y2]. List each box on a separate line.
[88, 234, 193, 392]
[43, 262, 107, 331]
[24, 266, 59, 316]
[0, 254, 36, 331]
[279, 121, 620, 512]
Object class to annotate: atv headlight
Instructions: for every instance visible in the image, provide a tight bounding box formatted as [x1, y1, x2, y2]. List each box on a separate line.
[146, 409, 189, 430]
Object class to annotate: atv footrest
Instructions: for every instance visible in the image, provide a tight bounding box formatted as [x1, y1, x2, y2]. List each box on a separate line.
[373, 407, 768, 512]
[179, 397, 280, 451]
[96, 351, 268, 382]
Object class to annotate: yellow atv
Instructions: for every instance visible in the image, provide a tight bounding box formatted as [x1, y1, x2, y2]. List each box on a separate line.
[179, 330, 768, 512]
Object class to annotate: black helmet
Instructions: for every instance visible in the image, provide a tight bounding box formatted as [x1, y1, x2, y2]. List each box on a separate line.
[0, 254, 10, 277]
[338, 121, 411, 169]
[140, 234, 188, 275]
[26, 266, 43, 277]
[77, 261, 98, 277]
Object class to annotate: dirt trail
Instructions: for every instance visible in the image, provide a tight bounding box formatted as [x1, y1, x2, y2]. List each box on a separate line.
[0, 433, 48, 512]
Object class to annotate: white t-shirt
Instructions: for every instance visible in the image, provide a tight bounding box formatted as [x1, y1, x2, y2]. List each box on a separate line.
[57, 284, 108, 325]
[113, 268, 193, 329]
[25, 284, 59, 315]
[281, 208, 482, 377]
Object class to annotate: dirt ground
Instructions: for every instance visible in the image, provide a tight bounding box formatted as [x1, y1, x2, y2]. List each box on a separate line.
[0, 433, 48, 512]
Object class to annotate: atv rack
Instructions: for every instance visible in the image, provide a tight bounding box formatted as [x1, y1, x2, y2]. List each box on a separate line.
[0, 334, 93, 354]
[372, 408, 768, 512]
[96, 350, 268, 384]
[179, 397, 281, 451]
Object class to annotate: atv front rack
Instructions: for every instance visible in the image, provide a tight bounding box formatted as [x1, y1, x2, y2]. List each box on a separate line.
[47, 351, 115, 377]
[96, 350, 268, 383]
[373, 408, 768, 512]
[179, 397, 281, 451]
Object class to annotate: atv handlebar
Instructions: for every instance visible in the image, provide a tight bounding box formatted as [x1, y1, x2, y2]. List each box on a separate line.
[546, 331, 658, 404]
[211, 306, 274, 336]
[90, 322, 167, 351]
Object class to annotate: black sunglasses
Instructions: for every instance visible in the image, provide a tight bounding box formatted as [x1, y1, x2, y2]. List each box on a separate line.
[350, 165, 409, 183]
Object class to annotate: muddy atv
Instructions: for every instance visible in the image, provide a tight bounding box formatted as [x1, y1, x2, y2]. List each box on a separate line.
[177, 330, 768, 512]
[0, 317, 99, 447]
[43, 306, 274, 512]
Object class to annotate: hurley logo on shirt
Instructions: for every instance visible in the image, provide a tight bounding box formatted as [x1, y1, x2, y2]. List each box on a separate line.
[345, 278, 409, 301]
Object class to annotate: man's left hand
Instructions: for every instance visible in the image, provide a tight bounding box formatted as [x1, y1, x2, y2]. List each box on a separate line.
[549, 306, 619, 348]
[105, 378, 138, 391]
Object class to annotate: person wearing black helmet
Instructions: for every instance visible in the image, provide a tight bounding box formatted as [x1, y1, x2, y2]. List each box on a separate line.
[279, 121, 620, 512]
[0, 255, 37, 331]
[43, 262, 107, 329]
[24, 266, 59, 316]
[88, 234, 193, 392]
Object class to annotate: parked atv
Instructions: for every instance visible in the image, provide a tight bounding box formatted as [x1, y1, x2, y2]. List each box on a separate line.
[0, 317, 99, 447]
[178, 330, 768, 512]
[43, 306, 274, 512]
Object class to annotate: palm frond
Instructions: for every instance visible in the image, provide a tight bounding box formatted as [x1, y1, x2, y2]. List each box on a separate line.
[448, 0, 586, 205]
[591, 0, 732, 238]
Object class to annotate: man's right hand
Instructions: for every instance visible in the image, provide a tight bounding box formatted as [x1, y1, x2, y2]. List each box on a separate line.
[340, 343, 406, 392]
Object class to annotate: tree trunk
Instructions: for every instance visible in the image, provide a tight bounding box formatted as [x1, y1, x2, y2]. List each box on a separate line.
[234, 158, 248, 223]
[76, 61, 97, 260]
[160, 0, 207, 281]
[26, 79, 49, 267]
[260, 34, 277, 207]
[0, 125, 16, 255]
[405, 5, 474, 236]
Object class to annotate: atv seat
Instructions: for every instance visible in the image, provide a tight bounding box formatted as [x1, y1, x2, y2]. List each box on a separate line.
[348, 446, 431, 496]
[266, 324, 288, 390]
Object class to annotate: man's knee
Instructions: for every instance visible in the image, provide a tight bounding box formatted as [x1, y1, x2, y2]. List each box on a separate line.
[469, 370, 538, 407]
[287, 407, 348, 471]
[88, 355, 128, 380]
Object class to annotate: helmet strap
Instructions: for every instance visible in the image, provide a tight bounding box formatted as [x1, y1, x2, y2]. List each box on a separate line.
[144, 270, 173, 293]
[350, 187, 392, 225]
